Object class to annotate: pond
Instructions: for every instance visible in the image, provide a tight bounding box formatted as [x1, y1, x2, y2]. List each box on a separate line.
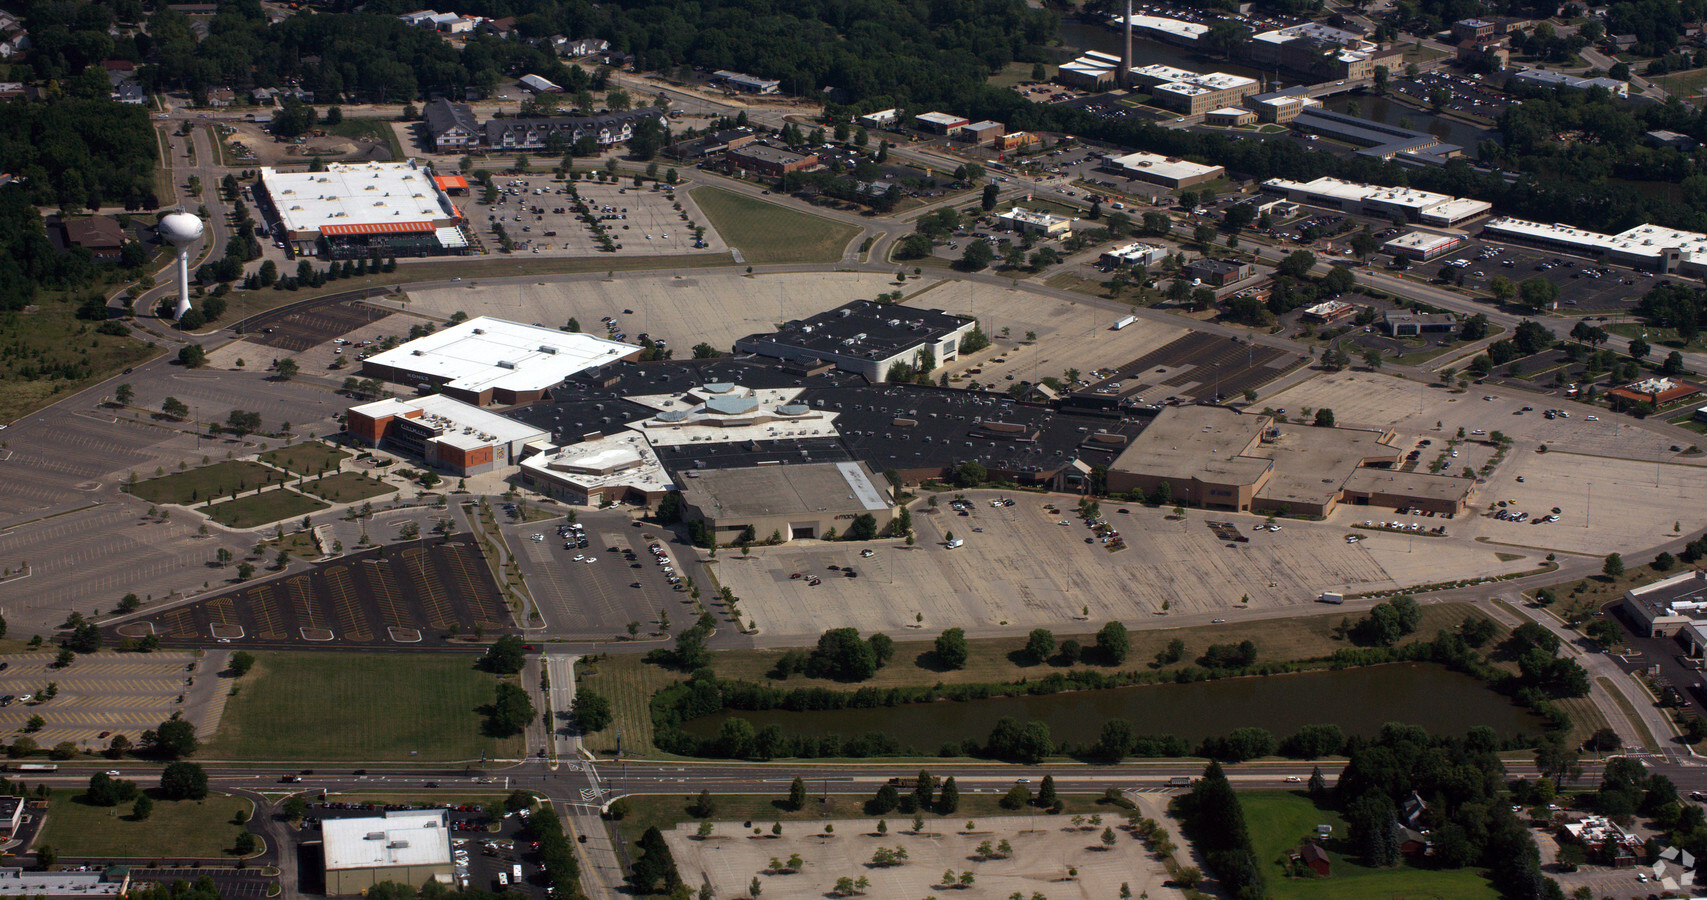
[682, 663, 1544, 749]
[1318, 95, 1500, 151]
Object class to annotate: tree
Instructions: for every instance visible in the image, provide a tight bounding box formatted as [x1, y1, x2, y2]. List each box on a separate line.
[236, 562, 255, 581]
[1023, 628, 1056, 664]
[1095, 621, 1129, 664]
[1629, 336, 1650, 360]
[1664, 350, 1686, 376]
[806, 628, 879, 680]
[273, 358, 299, 381]
[572, 690, 613, 732]
[177, 344, 207, 368]
[1037, 774, 1057, 807]
[934, 627, 969, 669]
[982, 183, 999, 211]
[938, 776, 959, 814]
[957, 240, 994, 271]
[131, 794, 153, 820]
[488, 682, 536, 736]
[159, 761, 208, 799]
[114, 383, 135, 407]
[481, 634, 528, 674]
[228, 650, 255, 676]
[1519, 277, 1559, 310]
[161, 397, 189, 420]
[1277, 250, 1317, 279]
[1604, 553, 1625, 578]
[143, 716, 199, 758]
[788, 776, 807, 811]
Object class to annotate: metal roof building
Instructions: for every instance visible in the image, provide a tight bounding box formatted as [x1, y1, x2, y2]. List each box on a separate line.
[322, 810, 453, 895]
[255, 161, 466, 258]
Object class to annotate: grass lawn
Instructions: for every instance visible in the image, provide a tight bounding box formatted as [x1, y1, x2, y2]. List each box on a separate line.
[1655, 67, 1707, 97]
[1242, 790, 1498, 900]
[324, 117, 407, 163]
[689, 187, 860, 265]
[298, 471, 398, 503]
[202, 652, 524, 761]
[988, 61, 1047, 88]
[205, 489, 329, 528]
[260, 442, 350, 477]
[40, 788, 254, 859]
[610, 792, 1123, 849]
[267, 529, 321, 560]
[131, 461, 290, 506]
[579, 603, 1493, 758]
[0, 301, 160, 424]
[1606, 321, 1707, 352]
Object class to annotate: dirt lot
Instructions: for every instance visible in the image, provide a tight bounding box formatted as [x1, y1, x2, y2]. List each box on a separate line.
[402, 271, 905, 357]
[718, 489, 1526, 640]
[663, 813, 1184, 900]
[1267, 370, 1707, 556]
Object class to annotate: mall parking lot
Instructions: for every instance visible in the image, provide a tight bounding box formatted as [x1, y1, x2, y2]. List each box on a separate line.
[478, 174, 722, 257]
[0, 652, 199, 747]
[1429, 237, 1682, 312]
[506, 512, 690, 638]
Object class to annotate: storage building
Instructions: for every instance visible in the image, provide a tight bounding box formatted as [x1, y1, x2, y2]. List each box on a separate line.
[323, 810, 454, 895]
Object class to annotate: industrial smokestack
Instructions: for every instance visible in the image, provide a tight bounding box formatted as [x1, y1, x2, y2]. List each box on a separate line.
[1121, 0, 1134, 89]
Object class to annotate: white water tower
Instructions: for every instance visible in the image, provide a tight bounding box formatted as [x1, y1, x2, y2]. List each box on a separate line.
[157, 211, 204, 321]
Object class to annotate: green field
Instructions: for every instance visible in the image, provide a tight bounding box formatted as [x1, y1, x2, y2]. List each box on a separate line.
[202, 652, 525, 761]
[1655, 67, 1707, 97]
[323, 117, 407, 162]
[205, 488, 329, 528]
[579, 602, 1495, 758]
[0, 302, 160, 424]
[39, 788, 255, 859]
[260, 442, 350, 477]
[690, 187, 860, 264]
[298, 471, 397, 503]
[130, 461, 291, 506]
[1243, 790, 1498, 900]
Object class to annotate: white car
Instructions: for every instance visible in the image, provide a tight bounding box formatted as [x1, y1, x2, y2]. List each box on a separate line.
[584, 557, 597, 564]
[572, 554, 584, 561]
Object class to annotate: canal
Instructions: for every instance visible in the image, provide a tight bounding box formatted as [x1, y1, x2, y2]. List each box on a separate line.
[683, 663, 1543, 748]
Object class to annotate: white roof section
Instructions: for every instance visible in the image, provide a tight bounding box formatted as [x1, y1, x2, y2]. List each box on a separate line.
[521, 432, 673, 495]
[365, 316, 637, 395]
[261, 161, 454, 236]
[1482, 217, 1707, 266]
[1265, 176, 1491, 221]
[519, 73, 561, 92]
[0, 870, 121, 897]
[1101, 241, 1164, 262]
[962, 120, 1003, 130]
[354, 392, 547, 447]
[916, 112, 969, 127]
[1112, 13, 1210, 41]
[1109, 150, 1223, 181]
[1208, 106, 1252, 116]
[837, 461, 890, 511]
[324, 810, 451, 871]
[624, 384, 841, 447]
[998, 208, 1071, 227]
[1385, 231, 1460, 253]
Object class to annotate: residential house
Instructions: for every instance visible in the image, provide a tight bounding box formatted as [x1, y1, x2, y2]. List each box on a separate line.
[62, 217, 127, 261]
[1300, 843, 1331, 876]
[1400, 790, 1428, 829]
[422, 98, 480, 152]
[483, 108, 666, 152]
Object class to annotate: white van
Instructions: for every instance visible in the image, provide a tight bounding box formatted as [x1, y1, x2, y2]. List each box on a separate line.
[946, 538, 964, 549]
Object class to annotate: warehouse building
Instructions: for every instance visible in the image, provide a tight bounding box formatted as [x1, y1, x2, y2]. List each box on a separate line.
[361, 316, 640, 405]
[1130, 64, 1260, 115]
[1383, 311, 1458, 336]
[1291, 108, 1463, 164]
[734, 299, 976, 383]
[1104, 150, 1224, 188]
[996, 207, 1074, 238]
[254, 161, 469, 259]
[664, 127, 758, 160]
[1625, 569, 1707, 638]
[1247, 22, 1401, 80]
[1511, 68, 1629, 96]
[1187, 258, 1253, 287]
[724, 143, 819, 176]
[678, 461, 894, 543]
[323, 810, 453, 895]
[1261, 177, 1492, 226]
[346, 393, 548, 476]
[915, 112, 969, 134]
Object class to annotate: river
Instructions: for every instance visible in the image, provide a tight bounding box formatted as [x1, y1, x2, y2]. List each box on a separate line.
[682, 663, 1544, 749]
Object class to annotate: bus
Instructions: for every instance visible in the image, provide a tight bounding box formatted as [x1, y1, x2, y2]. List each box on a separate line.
[10, 764, 57, 772]
[511, 865, 523, 883]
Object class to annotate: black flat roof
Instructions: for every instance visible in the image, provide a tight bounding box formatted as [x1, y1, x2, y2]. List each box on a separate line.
[741, 299, 971, 359]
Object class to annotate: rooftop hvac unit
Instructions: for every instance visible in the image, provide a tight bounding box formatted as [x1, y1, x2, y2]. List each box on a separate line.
[412, 349, 425, 355]
[472, 328, 484, 334]
[497, 360, 516, 369]
[388, 840, 411, 849]
[539, 345, 558, 354]
[364, 832, 386, 841]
